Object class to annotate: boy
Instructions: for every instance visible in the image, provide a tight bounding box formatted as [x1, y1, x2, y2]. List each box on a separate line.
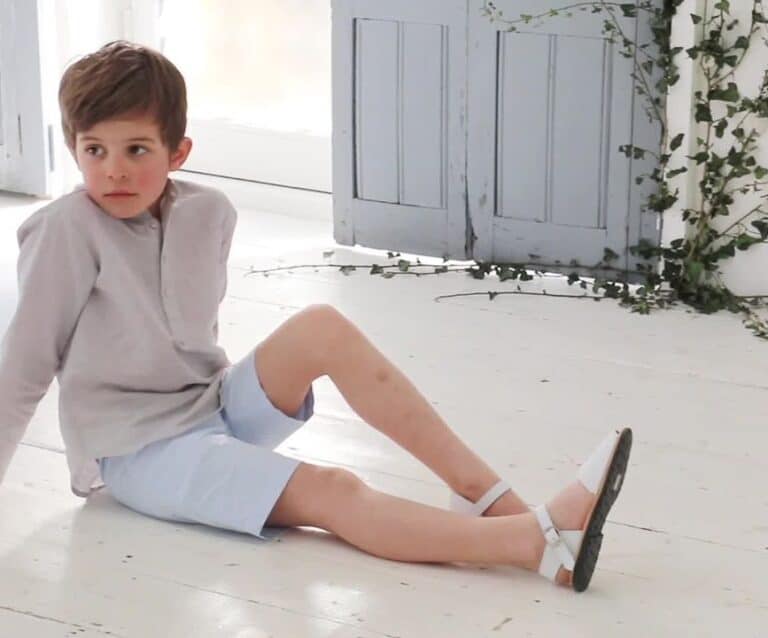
[0, 41, 631, 591]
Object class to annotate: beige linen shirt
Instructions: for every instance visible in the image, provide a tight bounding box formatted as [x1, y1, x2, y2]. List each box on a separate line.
[0, 179, 237, 496]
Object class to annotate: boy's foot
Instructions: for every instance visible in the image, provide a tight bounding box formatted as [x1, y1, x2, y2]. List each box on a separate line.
[530, 480, 595, 586]
[531, 428, 632, 590]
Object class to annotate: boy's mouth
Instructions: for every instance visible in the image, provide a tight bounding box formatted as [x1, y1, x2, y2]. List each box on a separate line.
[104, 191, 137, 198]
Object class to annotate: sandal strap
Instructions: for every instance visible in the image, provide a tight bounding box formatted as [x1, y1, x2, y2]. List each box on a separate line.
[449, 479, 511, 516]
[534, 504, 577, 581]
[578, 430, 620, 494]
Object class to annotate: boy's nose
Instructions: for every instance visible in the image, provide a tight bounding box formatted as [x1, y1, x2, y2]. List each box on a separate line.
[106, 160, 129, 181]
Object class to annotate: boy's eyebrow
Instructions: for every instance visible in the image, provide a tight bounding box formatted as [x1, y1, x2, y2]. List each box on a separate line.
[79, 135, 158, 143]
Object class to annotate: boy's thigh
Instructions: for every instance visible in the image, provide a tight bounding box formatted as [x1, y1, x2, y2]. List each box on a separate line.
[220, 346, 314, 448]
[101, 419, 301, 538]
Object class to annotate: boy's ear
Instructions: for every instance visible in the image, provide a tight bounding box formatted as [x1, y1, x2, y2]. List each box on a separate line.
[169, 137, 192, 171]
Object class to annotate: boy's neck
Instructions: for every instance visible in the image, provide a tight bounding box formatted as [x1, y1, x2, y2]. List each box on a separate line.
[149, 179, 172, 220]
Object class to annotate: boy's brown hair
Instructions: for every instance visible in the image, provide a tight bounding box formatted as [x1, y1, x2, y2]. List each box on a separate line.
[59, 40, 187, 151]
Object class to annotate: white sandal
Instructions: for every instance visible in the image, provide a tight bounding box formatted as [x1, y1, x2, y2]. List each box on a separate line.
[535, 428, 633, 592]
[449, 479, 512, 516]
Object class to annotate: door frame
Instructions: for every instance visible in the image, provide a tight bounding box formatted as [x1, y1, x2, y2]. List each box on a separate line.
[0, 0, 61, 197]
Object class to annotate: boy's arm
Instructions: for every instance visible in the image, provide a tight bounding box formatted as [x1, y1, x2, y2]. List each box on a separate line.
[212, 199, 237, 344]
[219, 198, 237, 302]
[0, 209, 98, 485]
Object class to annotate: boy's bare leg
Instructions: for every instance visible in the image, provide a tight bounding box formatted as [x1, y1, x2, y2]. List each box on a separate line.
[255, 305, 529, 516]
[266, 463, 591, 584]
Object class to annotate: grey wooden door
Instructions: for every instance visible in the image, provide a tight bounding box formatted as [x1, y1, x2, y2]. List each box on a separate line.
[332, 0, 469, 258]
[332, 0, 661, 272]
[468, 1, 660, 273]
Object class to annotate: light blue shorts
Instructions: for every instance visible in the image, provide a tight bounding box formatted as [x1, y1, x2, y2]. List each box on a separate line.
[99, 346, 314, 539]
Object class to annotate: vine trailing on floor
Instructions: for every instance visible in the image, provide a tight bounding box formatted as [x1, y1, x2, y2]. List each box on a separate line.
[477, 0, 768, 338]
[248, 1, 768, 338]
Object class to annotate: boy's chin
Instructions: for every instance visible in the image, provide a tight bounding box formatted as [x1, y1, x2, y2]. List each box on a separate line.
[93, 195, 147, 219]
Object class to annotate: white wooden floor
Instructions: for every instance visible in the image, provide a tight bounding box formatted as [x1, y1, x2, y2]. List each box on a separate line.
[1, 175, 766, 637]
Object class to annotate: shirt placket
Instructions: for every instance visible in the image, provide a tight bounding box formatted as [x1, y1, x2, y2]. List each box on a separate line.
[152, 218, 186, 350]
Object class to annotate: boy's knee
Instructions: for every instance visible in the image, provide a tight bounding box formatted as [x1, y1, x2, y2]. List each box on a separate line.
[299, 304, 357, 363]
[316, 466, 365, 500]
[302, 304, 349, 332]
[269, 463, 364, 528]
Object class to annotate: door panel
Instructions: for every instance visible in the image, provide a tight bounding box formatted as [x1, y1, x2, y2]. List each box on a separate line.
[469, 0, 661, 274]
[355, 19, 400, 203]
[469, 1, 642, 270]
[333, 0, 467, 258]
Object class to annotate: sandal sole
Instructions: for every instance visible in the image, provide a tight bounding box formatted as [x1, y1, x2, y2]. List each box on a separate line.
[572, 427, 632, 592]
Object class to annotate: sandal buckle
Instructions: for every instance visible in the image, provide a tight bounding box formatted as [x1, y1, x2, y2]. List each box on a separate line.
[543, 525, 561, 546]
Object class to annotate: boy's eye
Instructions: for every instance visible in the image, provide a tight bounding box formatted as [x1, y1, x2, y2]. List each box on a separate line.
[129, 145, 148, 156]
[84, 145, 104, 157]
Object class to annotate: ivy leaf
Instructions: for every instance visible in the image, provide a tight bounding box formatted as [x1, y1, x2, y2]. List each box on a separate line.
[690, 151, 710, 164]
[619, 4, 637, 18]
[497, 265, 516, 281]
[470, 268, 486, 280]
[690, 13, 702, 24]
[714, 119, 728, 138]
[736, 234, 761, 250]
[734, 35, 750, 49]
[370, 264, 384, 275]
[752, 219, 768, 239]
[754, 166, 768, 180]
[667, 167, 688, 178]
[397, 259, 411, 272]
[670, 133, 685, 151]
[340, 265, 357, 275]
[695, 104, 713, 122]
[709, 82, 740, 102]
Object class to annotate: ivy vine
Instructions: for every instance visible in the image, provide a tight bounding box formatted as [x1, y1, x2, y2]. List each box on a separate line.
[479, 0, 768, 337]
[249, 1, 768, 338]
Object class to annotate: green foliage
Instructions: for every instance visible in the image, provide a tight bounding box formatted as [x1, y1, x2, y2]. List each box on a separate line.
[479, 0, 768, 338]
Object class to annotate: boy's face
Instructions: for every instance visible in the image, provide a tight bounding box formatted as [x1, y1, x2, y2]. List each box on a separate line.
[73, 113, 191, 220]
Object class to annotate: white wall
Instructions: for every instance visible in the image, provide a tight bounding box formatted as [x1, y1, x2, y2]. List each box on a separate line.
[665, 0, 768, 296]
[50, 0, 134, 195]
